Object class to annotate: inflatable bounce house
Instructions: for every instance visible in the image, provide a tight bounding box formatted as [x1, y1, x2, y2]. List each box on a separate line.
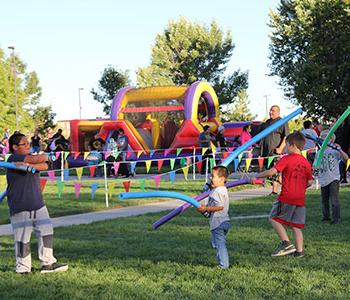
[70, 81, 253, 154]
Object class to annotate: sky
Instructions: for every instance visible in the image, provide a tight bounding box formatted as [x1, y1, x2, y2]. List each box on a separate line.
[0, 0, 296, 121]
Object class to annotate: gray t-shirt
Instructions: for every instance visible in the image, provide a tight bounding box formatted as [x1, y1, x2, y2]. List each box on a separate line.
[207, 186, 230, 230]
[6, 154, 45, 215]
[317, 149, 341, 187]
[301, 128, 318, 150]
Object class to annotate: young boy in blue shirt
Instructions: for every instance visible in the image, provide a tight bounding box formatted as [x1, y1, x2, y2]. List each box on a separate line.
[197, 166, 230, 269]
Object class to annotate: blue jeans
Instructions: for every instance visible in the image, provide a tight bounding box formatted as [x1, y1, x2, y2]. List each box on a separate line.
[211, 221, 230, 268]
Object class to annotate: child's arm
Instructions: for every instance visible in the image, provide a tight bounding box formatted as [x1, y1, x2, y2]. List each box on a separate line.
[16, 161, 49, 171]
[24, 154, 51, 164]
[197, 205, 224, 213]
[256, 167, 278, 179]
[306, 179, 313, 188]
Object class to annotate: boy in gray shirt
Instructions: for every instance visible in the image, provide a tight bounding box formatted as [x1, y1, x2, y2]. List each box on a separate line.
[197, 166, 230, 269]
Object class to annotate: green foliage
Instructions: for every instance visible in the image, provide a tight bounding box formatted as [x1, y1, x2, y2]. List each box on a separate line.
[91, 66, 131, 115]
[0, 47, 43, 135]
[137, 17, 248, 106]
[269, 0, 350, 118]
[0, 186, 349, 298]
[31, 105, 56, 134]
[220, 90, 257, 122]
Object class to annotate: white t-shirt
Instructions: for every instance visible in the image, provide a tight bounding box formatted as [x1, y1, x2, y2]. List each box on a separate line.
[207, 186, 230, 230]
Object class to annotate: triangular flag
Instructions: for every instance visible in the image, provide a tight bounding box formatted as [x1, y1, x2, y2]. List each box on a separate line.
[170, 158, 175, 170]
[196, 160, 202, 172]
[209, 158, 215, 170]
[346, 159, 350, 171]
[157, 160, 164, 173]
[139, 178, 145, 191]
[108, 182, 114, 199]
[245, 158, 252, 172]
[64, 152, 69, 160]
[267, 156, 275, 168]
[55, 152, 61, 160]
[73, 152, 80, 160]
[202, 147, 208, 156]
[104, 151, 111, 160]
[130, 161, 136, 174]
[169, 171, 176, 184]
[182, 166, 189, 180]
[113, 162, 120, 175]
[47, 170, 55, 182]
[149, 150, 155, 157]
[123, 181, 131, 192]
[176, 148, 183, 156]
[76, 167, 83, 180]
[222, 152, 229, 159]
[301, 150, 307, 158]
[180, 158, 186, 167]
[90, 183, 99, 199]
[84, 152, 89, 160]
[137, 150, 143, 158]
[258, 157, 264, 172]
[39, 178, 47, 192]
[211, 145, 217, 154]
[74, 182, 82, 199]
[89, 165, 96, 177]
[153, 175, 161, 189]
[56, 181, 64, 198]
[64, 160, 69, 169]
[186, 157, 191, 166]
[238, 152, 243, 163]
[64, 169, 69, 179]
[145, 160, 151, 173]
[233, 159, 239, 172]
[5, 154, 10, 162]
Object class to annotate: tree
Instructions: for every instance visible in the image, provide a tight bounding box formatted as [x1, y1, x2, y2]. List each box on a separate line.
[31, 105, 56, 135]
[0, 47, 42, 135]
[220, 90, 257, 122]
[91, 66, 131, 115]
[137, 17, 248, 107]
[269, 0, 350, 118]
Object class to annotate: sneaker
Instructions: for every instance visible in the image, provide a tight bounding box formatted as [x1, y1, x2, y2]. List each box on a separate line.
[293, 251, 304, 258]
[41, 263, 68, 274]
[331, 220, 340, 225]
[268, 192, 278, 196]
[271, 240, 296, 257]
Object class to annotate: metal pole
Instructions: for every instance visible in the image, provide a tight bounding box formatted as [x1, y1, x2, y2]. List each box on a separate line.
[8, 46, 18, 131]
[103, 161, 109, 207]
[192, 147, 196, 180]
[78, 88, 84, 119]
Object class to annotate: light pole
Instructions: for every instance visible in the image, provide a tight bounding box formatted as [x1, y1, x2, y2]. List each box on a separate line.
[263, 94, 270, 119]
[78, 88, 84, 119]
[8, 46, 18, 131]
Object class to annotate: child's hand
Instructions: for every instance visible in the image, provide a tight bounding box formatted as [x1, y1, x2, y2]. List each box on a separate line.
[249, 173, 257, 184]
[197, 204, 207, 213]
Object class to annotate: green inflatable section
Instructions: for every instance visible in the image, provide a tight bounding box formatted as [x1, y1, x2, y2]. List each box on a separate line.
[314, 106, 350, 168]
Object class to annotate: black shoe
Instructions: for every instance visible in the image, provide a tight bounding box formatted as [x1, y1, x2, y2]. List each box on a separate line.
[271, 240, 296, 257]
[41, 263, 68, 274]
[331, 220, 340, 225]
[268, 192, 278, 196]
[322, 217, 331, 223]
[18, 272, 30, 275]
[293, 251, 304, 258]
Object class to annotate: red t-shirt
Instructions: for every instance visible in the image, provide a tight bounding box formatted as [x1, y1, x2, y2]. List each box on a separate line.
[274, 153, 313, 206]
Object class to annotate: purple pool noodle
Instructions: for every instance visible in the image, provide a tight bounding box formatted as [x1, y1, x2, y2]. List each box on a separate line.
[152, 178, 250, 229]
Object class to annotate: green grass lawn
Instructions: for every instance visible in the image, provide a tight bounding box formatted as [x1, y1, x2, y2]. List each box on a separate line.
[0, 186, 349, 299]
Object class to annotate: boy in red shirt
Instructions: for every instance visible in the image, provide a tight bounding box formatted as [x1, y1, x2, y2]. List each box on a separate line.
[251, 131, 313, 257]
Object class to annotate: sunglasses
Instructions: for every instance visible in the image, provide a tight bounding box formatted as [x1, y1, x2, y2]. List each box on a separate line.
[16, 142, 29, 147]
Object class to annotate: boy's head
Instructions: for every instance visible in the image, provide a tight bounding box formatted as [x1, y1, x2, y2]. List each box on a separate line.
[211, 166, 229, 187]
[320, 130, 336, 142]
[303, 120, 312, 129]
[286, 131, 306, 152]
[9, 133, 30, 154]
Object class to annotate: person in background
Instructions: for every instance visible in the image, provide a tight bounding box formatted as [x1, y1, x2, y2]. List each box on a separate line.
[260, 105, 289, 196]
[30, 130, 41, 154]
[216, 125, 227, 153]
[198, 125, 213, 175]
[301, 120, 318, 164]
[116, 128, 130, 177]
[4, 128, 10, 139]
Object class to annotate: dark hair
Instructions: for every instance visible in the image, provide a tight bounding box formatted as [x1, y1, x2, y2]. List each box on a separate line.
[212, 165, 229, 180]
[243, 124, 251, 131]
[303, 120, 312, 129]
[203, 125, 210, 131]
[118, 128, 125, 134]
[9, 133, 26, 153]
[286, 131, 306, 151]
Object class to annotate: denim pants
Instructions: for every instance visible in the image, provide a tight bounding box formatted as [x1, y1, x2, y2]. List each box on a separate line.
[211, 221, 230, 268]
[321, 180, 340, 222]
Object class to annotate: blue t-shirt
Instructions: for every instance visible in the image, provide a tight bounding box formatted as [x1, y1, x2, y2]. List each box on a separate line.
[6, 154, 45, 215]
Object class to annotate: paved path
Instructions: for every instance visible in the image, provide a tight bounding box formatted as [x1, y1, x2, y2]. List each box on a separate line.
[0, 187, 271, 236]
